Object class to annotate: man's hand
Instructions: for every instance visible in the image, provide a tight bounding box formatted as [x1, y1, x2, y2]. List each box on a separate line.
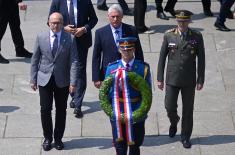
[94, 81, 102, 89]
[64, 25, 76, 34]
[196, 84, 203, 91]
[18, 2, 27, 10]
[69, 85, 76, 93]
[74, 27, 86, 37]
[30, 83, 37, 91]
[157, 81, 164, 91]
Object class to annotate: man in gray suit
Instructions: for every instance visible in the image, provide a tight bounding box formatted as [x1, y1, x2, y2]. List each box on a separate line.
[30, 12, 78, 151]
[157, 10, 205, 149]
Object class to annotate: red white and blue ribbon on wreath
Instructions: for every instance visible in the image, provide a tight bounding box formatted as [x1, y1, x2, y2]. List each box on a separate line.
[112, 68, 135, 145]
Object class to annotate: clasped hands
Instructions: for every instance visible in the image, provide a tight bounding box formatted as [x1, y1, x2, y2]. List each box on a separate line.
[64, 25, 86, 37]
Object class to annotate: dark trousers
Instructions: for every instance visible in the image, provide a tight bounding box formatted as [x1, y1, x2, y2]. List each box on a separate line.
[39, 76, 69, 141]
[0, 4, 24, 51]
[216, 0, 235, 24]
[111, 121, 145, 155]
[134, 0, 147, 31]
[97, 0, 129, 11]
[201, 0, 211, 11]
[165, 85, 195, 140]
[72, 41, 88, 110]
[155, 0, 177, 12]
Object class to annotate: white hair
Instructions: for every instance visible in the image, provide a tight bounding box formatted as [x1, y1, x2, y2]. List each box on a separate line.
[108, 4, 123, 16]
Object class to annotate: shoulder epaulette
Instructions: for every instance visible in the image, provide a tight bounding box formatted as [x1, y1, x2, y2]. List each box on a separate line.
[108, 60, 119, 66]
[165, 28, 176, 34]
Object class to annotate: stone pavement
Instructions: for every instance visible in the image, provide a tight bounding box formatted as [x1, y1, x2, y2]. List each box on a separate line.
[0, 0, 235, 154]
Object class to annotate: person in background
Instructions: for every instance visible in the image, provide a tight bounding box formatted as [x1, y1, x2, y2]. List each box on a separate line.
[214, 0, 235, 31]
[97, 0, 133, 16]
[157, 10, 205, 149]
[155, 0, 177, 20]
[49, 0, 98, 118]
[0, 0, 32, 64]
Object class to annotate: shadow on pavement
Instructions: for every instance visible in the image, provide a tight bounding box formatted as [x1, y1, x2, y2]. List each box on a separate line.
[194, 135, 235, 145]
[82, 101, 102, 115]
[0, 106, 20, 113]
[8, 58, 31, 63]
[64, 137, 113, 150]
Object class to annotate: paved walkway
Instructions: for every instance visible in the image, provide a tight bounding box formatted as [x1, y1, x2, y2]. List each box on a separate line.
[0, 0, 235, 154]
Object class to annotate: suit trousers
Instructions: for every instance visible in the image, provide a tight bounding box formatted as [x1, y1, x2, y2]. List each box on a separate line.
[0, 4, 24, 51]
[134, 0, 147, 31]
[111, 121, 145, 155]
[216, 0, 235, 24]
[155, 0, 177, 12]
[201, 0, 211, 11]
[73, 41, 88, 110]
[165, 84, 195, 140]
[97, 0, 129, 11]
[39, 76, 69, 141]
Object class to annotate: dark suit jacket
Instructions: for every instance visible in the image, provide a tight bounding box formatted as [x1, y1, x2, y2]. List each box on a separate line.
[49, 0, 98, 48]
[92, 23, 144, 82]
[157, 28, 205, 87]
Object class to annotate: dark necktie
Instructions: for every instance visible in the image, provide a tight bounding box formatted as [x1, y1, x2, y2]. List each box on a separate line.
[52, 34, 58, 57]
[115, 30, 120, 47]
[126, 63, 130, 71]
[69, 0, 75, 26]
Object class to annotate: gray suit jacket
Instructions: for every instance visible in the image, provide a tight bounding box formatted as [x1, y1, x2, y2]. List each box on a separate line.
[30, 29, 78, 88]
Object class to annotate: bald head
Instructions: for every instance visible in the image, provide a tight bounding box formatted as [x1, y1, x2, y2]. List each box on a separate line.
[48, 12, 63, 33]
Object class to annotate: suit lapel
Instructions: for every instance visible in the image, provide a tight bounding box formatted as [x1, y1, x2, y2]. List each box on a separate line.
[44, 31, 54, 61]
[107, 25, 118, 51]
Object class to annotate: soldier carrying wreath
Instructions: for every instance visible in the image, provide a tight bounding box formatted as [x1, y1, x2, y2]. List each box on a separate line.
[99, 37, 152, 155]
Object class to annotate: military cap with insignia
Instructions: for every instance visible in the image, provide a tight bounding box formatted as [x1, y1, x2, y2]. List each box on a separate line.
[117, 37, 137, 50]
[175, 10, 193, 21]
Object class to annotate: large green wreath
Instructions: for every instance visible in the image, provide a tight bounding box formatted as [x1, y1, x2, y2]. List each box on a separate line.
[99, 72, 152, 123]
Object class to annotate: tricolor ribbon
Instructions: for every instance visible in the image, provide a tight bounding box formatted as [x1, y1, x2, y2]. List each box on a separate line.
[112, 68, 135, 145]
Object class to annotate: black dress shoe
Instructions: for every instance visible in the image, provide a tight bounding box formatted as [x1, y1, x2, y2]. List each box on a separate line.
[204, 10, 214, 17]
[181, 139, 192, 149]
[70, 100, 75, 108]
[214, 22, 231, 31]
[137, 26, 155, 34]
[169, 125, 177, 138]
[97, 5, 109, 11]
[164, 9, 176, 17]
[74, 108, 83, 118]
[123, 9, 134, 16]
[42, 139, 52, 151]
[54, 140, 64, 150]
[157, 12, 169, 20]
[16, 47, 32, 58]
[0, 54, 9, 64]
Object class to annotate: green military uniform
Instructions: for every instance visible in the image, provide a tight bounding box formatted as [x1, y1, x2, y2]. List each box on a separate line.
[157, 27, 205, 141]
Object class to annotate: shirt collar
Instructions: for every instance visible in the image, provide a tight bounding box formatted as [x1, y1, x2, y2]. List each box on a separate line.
[50, 30, 62, 39]
[110, 24, 122, 33]
[121, 58, 134, 68]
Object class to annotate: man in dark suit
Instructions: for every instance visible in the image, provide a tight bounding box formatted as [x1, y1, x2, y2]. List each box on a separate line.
[157, 10, 205, 149]
[92, 4, 144, 89]
[97, 0, 133, 16]
[0, 0, 32, 64]
[49, 0, 98, 118]
[214, 0, 235, 31]
[30, 13, 78, 151]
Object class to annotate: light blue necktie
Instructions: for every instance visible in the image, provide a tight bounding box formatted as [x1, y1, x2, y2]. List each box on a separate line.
[115, 30, 120, 47]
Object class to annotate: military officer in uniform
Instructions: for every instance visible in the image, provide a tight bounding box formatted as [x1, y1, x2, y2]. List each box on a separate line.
[105, 37, 151, 155]
[157, 10, 205, 149]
